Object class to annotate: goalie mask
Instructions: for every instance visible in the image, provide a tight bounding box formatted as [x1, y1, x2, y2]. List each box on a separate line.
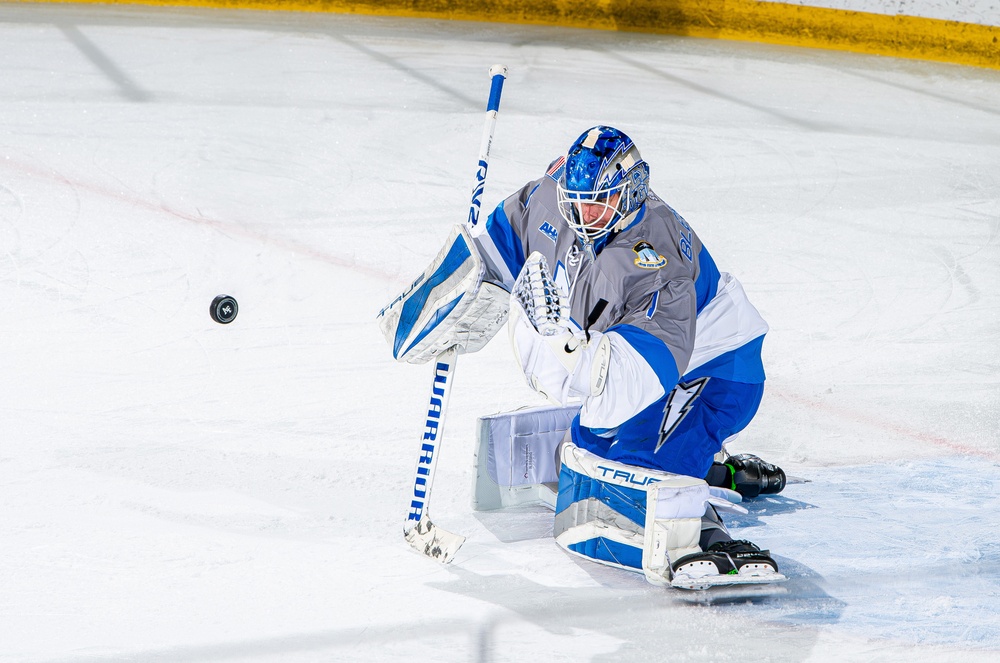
[556, 126, 650, 245]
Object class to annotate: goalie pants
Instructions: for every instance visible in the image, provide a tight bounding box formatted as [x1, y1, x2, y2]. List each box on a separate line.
[572, 376, 765, 481]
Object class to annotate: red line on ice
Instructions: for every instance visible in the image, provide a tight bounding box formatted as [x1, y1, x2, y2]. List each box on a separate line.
[771, 386, 998, 460]
[3, 155, 400, 282]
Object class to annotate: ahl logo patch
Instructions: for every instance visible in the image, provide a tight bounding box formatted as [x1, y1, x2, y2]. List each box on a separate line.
[633, 241, 667, 269]
[539, 221, 559, 243]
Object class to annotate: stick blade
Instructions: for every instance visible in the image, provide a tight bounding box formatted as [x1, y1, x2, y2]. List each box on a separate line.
[404, 518, 466, 564]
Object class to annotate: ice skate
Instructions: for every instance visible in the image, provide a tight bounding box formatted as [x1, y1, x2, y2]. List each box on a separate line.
[670, 539, 785, 590]
[726, 454, 786, 498]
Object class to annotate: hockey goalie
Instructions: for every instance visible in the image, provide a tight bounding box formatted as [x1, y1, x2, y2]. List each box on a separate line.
[380, 125, 788, 590]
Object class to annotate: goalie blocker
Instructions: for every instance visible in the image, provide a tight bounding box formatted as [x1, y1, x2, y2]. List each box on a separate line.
[378, 223, 508, 365]
[472, 404, 785, 589]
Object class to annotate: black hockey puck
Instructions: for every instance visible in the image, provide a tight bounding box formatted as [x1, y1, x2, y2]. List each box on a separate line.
[210, 295, 238, 324]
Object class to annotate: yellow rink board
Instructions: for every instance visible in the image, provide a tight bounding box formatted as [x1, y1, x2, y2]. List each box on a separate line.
[17, 0, 1000, 69]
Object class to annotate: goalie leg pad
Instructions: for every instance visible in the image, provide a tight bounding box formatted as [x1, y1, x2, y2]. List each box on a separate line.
[552, 441, 712, 584]
[471, 404, 579, 511]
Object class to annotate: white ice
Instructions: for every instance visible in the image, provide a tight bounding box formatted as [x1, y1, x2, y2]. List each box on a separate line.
[0, 4, 998, 661]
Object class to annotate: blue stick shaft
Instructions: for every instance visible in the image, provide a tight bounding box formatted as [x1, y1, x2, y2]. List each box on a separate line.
[467, 64, 508, 231]
[486, 70, 505, 113]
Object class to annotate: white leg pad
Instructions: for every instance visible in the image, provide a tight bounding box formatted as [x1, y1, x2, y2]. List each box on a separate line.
[471, 404, 579, 511]
[642, 485, 703, 586]
[554, 441, 713, 585]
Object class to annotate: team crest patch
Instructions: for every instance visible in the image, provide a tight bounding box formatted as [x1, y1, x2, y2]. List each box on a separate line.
[539, 221, 559, 243]
[633, 241, 667, 269]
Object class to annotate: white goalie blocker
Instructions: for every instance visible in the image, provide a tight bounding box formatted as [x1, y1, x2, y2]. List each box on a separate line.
[378, 224, 509, 364]
[472, 404, 747, 586]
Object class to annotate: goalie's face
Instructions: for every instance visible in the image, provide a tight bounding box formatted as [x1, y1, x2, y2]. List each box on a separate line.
[558, 187, 623, 240]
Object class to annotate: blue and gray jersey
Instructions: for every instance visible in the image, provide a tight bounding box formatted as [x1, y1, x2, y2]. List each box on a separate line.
[474, 159, 768, 438]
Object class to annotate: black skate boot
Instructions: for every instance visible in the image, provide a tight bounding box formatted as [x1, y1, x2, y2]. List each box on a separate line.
[671, 540, 781, 588]
[725, 454, 786, 498]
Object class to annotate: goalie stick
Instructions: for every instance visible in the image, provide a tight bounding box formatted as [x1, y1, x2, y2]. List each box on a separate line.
[403, 64, 508, 563]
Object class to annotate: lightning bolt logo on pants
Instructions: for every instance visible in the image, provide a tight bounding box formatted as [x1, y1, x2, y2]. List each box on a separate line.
[654, 378, 709, 453]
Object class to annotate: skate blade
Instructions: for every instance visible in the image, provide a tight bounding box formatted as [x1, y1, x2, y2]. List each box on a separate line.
[671, 568, 787, 591]
[404, 518, 466, 564]
[674, 581, 789, 604]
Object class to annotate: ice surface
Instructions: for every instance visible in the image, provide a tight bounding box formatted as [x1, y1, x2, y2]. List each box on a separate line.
[0, 4, 998, 661]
